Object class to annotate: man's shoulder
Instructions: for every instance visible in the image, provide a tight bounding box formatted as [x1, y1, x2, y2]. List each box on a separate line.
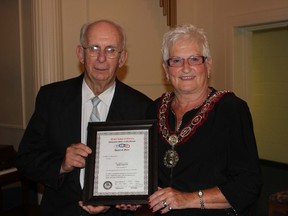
[40, 74, 83, 92]
[36, 74, 83, 101]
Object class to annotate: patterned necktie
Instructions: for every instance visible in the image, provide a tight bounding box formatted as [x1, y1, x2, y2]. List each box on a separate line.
[89, 96, 101, 122]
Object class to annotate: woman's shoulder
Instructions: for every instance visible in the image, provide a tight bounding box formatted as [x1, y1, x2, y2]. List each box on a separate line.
[214, 89, 251, 117]
[219, 91, 248, 107]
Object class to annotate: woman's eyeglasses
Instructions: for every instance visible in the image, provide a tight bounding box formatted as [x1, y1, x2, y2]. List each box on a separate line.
[167, 56, 207, 67]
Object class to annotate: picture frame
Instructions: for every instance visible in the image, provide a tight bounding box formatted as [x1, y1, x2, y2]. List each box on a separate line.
[83, 120, 158, 205]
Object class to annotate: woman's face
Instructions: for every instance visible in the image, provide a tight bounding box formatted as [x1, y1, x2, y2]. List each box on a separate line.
[163, 38, 211, 96]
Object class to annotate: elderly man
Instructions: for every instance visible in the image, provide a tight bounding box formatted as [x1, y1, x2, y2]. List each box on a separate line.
[16, 20, 152, 216]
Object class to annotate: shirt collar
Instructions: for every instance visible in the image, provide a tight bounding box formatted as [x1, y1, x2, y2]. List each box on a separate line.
[82, 80, 115, 106]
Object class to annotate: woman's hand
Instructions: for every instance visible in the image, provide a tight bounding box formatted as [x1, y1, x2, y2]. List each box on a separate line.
[148, 186, 232, 213]
[148, 187, 193, 214]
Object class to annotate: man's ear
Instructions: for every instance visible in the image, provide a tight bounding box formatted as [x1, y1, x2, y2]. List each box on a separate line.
[76, 45, 84, 64]
[119, 51, 128, 68]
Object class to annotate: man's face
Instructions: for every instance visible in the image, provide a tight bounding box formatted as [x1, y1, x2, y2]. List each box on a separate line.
[78, 21, 127, 91]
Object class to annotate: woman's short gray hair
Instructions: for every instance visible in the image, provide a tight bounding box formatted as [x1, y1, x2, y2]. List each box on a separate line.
[161, 24, 211, 61]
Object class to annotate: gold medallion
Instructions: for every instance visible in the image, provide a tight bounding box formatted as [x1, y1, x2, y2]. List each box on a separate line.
[163, 149, 179, 168]
[168, 135, 178, 146]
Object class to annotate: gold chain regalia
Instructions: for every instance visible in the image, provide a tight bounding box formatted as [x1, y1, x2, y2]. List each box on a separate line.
[158, 90, 233, 168]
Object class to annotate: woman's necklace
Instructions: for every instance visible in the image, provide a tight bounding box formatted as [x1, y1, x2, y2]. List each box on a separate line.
[158, 89, 232, 168]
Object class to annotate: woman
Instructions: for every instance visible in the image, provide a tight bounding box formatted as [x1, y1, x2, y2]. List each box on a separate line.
[147, 24, 262, 216]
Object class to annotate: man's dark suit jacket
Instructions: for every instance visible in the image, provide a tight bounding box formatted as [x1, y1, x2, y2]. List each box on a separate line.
[16, 74, 152, 216]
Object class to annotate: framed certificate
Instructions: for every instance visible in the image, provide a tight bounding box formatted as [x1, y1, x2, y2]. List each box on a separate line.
[83, 120, 158, 205]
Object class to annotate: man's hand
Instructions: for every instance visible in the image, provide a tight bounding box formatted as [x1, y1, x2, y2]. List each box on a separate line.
[116, 204, 141, 211]
[60, 143, 92, 174]
[79, 201, 110, 214]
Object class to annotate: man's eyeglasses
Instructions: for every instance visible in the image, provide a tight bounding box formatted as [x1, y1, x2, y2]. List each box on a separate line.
[82, 45, 122, 58]
[166, 56, 207, 67]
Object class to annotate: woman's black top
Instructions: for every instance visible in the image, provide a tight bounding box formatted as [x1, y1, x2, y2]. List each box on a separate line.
[146, 88, 262, 216]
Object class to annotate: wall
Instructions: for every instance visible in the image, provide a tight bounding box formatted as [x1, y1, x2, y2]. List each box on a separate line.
[1, 1, 288, 215]
[61, 0, 171, 99]
[251, 28, 288, 164]
[176, 0, 288, 164]
[176, 0, 288, 93]
[0, 0, 171, 150]
[0, 0, 33, 149]
[1, 0, 288, 162]
[0, 0, 22, 128]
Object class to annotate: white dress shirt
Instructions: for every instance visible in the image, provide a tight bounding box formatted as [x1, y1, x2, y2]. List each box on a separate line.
[80, 79, 115, 188]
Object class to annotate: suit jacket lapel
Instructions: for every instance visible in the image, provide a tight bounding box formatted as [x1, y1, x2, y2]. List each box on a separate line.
[58, 75, 83, 187]
[60, 75, 83, 143]
[106, 79, 125, 121]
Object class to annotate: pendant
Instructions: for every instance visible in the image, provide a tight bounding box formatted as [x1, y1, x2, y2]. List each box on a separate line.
[163, 149, 179, 168]
[168, 134, 178, 146]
